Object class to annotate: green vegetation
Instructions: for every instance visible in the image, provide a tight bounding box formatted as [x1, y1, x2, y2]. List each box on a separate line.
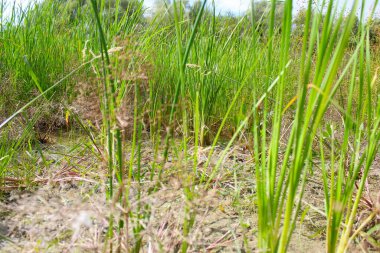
[1, 0, 380, 252]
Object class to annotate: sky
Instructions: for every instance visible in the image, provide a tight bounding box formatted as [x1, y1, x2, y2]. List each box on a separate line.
[143, 0, 379, 16]
[2, 0, 380, 18]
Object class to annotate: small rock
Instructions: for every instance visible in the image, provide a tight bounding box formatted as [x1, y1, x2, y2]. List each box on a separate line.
[0, 223, 9, 237]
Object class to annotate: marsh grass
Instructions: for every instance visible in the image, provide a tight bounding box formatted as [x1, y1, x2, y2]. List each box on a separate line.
[1, 0, 380, 252]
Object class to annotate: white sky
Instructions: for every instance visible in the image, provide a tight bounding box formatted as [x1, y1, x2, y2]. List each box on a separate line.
[144, 0, 380, 16]
[2, 0, 380, 17]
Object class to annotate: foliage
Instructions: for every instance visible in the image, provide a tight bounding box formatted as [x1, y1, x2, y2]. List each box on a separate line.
[1, 0, 380, 252]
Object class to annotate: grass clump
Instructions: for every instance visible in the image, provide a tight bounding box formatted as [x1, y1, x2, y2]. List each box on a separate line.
[1, 0, 380, 252]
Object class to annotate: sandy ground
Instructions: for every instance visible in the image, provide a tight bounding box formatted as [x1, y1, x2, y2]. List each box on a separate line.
[0, 138, 379, 252]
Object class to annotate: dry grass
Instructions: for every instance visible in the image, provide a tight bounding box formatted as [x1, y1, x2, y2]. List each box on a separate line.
[4, 139, 378, 252]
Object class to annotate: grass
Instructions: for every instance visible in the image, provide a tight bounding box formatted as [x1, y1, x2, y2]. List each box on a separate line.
[1, 0, 380, 252]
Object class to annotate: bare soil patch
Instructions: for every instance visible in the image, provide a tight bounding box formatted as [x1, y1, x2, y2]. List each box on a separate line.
[0, 138, 379, 252]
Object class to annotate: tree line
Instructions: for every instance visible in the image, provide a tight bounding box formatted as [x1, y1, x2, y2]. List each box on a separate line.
[49, 0, 380, 46]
